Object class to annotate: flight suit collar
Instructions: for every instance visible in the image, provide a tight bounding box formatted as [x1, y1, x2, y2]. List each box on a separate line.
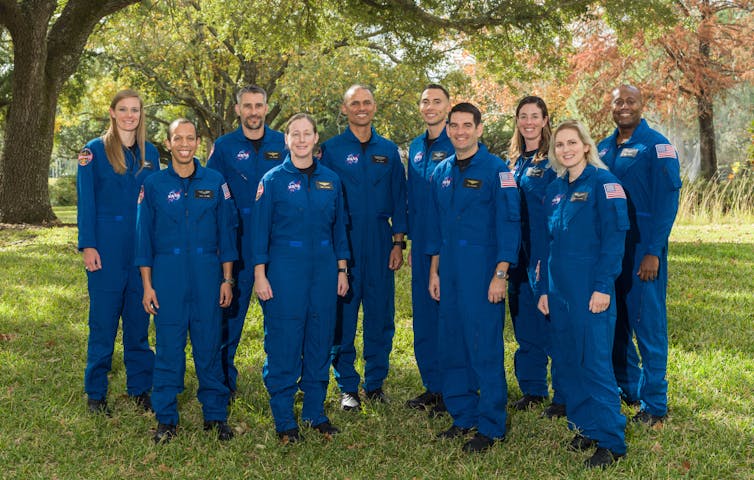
[232, 124, 273, 144]
[609, 118, 650, 147]
[281, 155, 323, 177]
[166, 158, 204, 180]
[450, 142, 488, 168]
[343, 125, 378, 145]
[564, 163, 597, 186]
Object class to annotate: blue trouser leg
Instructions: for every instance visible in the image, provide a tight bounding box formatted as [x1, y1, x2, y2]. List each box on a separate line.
[612, 248, 642, 403]
[221, 274, 253, 392]
[122, 267, 154, 396]
[332, 265, 362, 393]
[84, 289, 121, 400]
[509, 271, 550, 398]
[361, 260, 395, 392]
[410, 249, 442, 393]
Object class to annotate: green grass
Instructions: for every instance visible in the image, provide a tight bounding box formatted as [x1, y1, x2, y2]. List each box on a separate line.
[1, 219, 753, 479]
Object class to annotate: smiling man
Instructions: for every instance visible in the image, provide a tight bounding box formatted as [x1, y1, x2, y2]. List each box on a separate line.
[597, 85, 682, 427]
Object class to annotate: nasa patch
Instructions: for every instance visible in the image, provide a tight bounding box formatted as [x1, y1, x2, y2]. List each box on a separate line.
[551, 193, 564, 206]
[288, 180, 301, 192]
[78, 148, 93, 166]
[236, 150, 250, 161]
[167, 189, 182, 203]
[441, 176, 452, 188]
[413, 151, 424, 164]
[346, 153, 359, 165]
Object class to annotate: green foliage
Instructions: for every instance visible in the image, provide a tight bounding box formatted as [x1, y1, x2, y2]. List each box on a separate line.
[48, 176, 77, 207]
[677, 174, 754, 224]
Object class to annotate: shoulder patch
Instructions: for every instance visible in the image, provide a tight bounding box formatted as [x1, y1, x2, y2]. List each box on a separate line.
[655, 144, 677, 159]
[222, 183, 232, 200]
[78, 148, 93, 166]
[603, 182, 626, 199]
[499, 171, 516, 188]
[138, 185, 144, 204]
[255, 181, 264, 201]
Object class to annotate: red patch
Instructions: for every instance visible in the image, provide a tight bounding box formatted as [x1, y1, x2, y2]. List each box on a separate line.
[138, 185, 145, 204]
[78, 148, 93, 166]
[255, 181, 264, 201]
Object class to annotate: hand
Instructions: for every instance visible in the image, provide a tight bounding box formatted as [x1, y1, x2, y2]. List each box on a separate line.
[637, 254, 660, 282]
[388, 246, 404, 271]
[488, 277, 507, 304]
[142, 287, 159, 315]
[428, 272, 440, 301]
[337, 272, 349, 297]
[537, 294, 549, 315]
[589, 291, 611, 314]
[255, 275, 273, 301]
[219, 282, 233, 307]
[82, 247, 102, 272]
[407, 248, 412, 268]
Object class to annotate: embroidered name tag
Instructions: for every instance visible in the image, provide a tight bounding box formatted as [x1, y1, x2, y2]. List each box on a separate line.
[620, 148, 638, 158]
[463, 178, 482, 189]
[372, 155, 388, 164]
[315, 181, 333, 190]
[570, 191, 589, 202]
[264, 151, 282, 160]
[432, 151, 447, 161]
[195, 189, 214, 199]
[526, 167, 544, 178]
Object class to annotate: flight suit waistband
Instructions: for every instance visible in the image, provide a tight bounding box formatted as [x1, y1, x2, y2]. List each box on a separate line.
[271, 240, 331, 248]
[155, 247, 218, 255]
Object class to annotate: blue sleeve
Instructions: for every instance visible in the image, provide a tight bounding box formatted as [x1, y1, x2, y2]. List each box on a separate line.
[251, 176, 273, 266]
[424, 172, 441, 256]
[206, 141, 224, 175]
[647, 145, 681, 257]
[496, 167, 521, 265]
[528, 169, 556, 296]
[76, 146, 97, 250]
[217, 181, 239, 264]
[593, 177, 630, 294]
[134, 183, 155, 267]
[390, 149, 408, 234]
[333, 178, 351, 261]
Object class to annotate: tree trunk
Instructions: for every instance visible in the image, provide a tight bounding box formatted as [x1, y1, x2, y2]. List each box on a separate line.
[697, 94, 717, 180]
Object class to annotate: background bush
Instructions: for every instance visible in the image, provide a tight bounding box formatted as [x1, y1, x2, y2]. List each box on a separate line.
[49, 176, 77, 207]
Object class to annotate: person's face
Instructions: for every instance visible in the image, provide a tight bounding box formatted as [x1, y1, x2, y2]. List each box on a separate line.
[516, 102, 547, 145]
[342, 88, 376, 128]
[553, 128, 589, 171]
[235, 92, 268, 131]
[285, 118, 319, 160]
[447, 111, 483, 155]
[611, 86, 643, 130]
[110, 97, 141, 133]
[165, 123, 200, 166]
[419, 88, 450, 127]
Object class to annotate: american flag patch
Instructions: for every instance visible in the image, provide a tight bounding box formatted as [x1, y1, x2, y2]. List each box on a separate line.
[499, 171, 516, 188]
[604, 183, 626, 199]
[655, 144, 676, 159]
[222, 183, 231, 200]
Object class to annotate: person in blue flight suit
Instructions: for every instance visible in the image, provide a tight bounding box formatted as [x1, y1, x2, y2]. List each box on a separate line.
[405, 84, 454, 415]
[252, 113, 351, 443]
[598, 85, 682, 426]
[206, 85, 286, 399]
[506, 96, 564, 419]
[77, 89, 159, 415]
[537, 120, 629, 468]
[320, 84, 408, 410]
[135, 119, 238, 443]
[426, 102, 521, 453]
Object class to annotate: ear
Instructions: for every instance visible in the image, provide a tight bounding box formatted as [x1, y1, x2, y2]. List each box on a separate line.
[164, 138, 171, 150]
[235, 104, 241, 117]
[340, 103, 347, 115]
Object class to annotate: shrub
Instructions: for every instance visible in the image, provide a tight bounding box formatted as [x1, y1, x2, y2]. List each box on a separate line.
[49, 175, 77, 206]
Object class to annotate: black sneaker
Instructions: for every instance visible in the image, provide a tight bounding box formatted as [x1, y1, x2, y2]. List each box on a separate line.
[568, 433, 598, 451]
[87, 398, 111, 416]
[585, 447, 624, 468]
[204, 420, 234, 441]
[632, 410, 665, 427]
[406, 391, 441, 410]
[511, 394, 547, 411]
[131, 392, 153, 412]
[365, 387, 389, 403]
[312, 421, 340, 436]
[153, 423, 177, 444]
[462, 433, 496, 453]
[541, 402, 566, 419]
[277, 428, 301, 444]
[340, 391, 361, 411]
[436, 425, 474, 439]
[428, 397, 448, 418]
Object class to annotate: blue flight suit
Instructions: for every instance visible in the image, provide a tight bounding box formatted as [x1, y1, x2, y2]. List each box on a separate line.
[77, 138, 159, 401]
[543, 164, 629, 455]
[207, 125, 285, 393]
[407, 129, 454, 395]
[509, 153, 563, 403]
[425, 144, 520, 440]
[320, 126, 408, 393]
[134, 159, 238, 426]
[251, 157, 350, 433]
[598, 119, 681, 416]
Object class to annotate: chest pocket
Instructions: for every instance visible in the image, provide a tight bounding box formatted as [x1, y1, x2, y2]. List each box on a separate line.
[613, 147, 642, 178]
[312, 181, 338, 223]
[561, 186, 595, 228]
[369, 156, 392, 185]
[188, 188, 218, 224]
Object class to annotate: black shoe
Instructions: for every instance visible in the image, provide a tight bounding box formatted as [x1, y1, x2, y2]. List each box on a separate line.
[541, 402, 566, 419]
[436, 425, 474, 439]
[204, 420, 234, 441]
[87, 398, 111, 416]
[277, 428, 301, 444]
[312, 421, 340, 436]
[340, 391, 361, 411]
[130, 392, 153, 412]
[428, 398, 448, 418]
[511, 394, 547, 411]
[632, 410, 665, 427]
[153, 423, 177, 444]
[406, 391, 441, 410]
[365, 387, 389, 403]
[568, 433, 598, 451]
[585, 447, 624, 468]
[462, 433, 496, 453]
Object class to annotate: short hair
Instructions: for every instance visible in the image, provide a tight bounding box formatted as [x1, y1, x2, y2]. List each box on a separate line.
[448, 102, 482, 126]
[422, 83, 450, 101]
[285, 113, 318, 134]
[167, 118, 197, 138]
[236, 85, 268, 104]
[548, 120, 608, 177]
[343, 84, 374, 103]
[507, 96, 552, 166]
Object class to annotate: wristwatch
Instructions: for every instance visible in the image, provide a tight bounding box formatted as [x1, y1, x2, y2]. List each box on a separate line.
[393, 240, 407, 250]
[338, 267, 349, 275]
[222, 277, 236, 287]
[495, 270, 509, 280]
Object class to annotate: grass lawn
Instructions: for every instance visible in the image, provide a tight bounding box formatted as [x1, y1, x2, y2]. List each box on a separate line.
[1, 214, 752, 479]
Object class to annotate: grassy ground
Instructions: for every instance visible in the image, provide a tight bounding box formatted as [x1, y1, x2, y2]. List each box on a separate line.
[1, 213, 752, 479]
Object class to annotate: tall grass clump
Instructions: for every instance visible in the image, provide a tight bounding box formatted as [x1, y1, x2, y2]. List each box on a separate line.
[677, 172, 754, 224]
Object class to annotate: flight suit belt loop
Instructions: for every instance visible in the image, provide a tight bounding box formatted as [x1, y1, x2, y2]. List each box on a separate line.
[96, 215, 125, 221]
[155, 247, 218, 256]
[271, 240, 331, 248]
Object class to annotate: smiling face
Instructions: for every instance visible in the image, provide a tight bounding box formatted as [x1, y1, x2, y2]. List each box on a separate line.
[516, 102, 547, 148]
[236, 92, 268, 134]
[286, 117, 319, 161]
[611, 86, 643, 131]
[165, 122, 200, 167]
[419, 87, 450, 128]
[110, 96, 141, 135]
[553, 127, 589, 172]
[447, 111, 482, 157]
[342, 87, 376, 128]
